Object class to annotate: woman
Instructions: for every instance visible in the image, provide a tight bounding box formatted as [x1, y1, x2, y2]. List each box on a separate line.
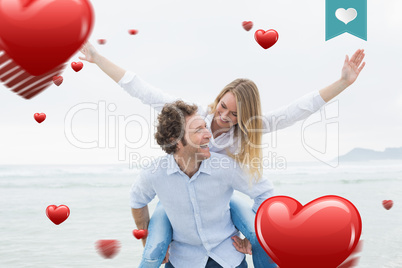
[79, 42, 365, 267]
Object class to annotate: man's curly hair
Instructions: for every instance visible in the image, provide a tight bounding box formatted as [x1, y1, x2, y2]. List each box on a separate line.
[155, 100, 198, 154]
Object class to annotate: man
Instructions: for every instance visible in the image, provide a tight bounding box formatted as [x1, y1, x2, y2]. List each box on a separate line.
[130, 100, 273, 268]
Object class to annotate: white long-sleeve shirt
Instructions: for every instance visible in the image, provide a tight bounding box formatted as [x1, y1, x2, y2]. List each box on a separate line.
[118, 71, 327, 156]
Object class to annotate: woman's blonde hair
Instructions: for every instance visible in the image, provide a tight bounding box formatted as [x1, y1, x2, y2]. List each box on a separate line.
[208, 78, 263, 181]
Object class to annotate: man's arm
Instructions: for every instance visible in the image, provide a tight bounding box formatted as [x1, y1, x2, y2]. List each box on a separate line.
[131, 206, 150, 247]
[129, 168, 156, 246]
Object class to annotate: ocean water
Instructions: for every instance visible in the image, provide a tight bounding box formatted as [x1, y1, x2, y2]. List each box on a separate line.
[0, 160, 401, 268]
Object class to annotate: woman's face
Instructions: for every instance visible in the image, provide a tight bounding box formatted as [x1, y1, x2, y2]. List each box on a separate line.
[214, 92, 238, 129]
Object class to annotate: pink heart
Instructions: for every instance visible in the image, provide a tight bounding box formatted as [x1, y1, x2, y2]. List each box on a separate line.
[382, 200, 393, 210]
[52, 76, 63, 86]
[95, 240, 121, 259]
[242, 21, 253, 31]
[98, 39, 106, 45]
[255, 195, 362, 268]
[254, 29, 278, 49]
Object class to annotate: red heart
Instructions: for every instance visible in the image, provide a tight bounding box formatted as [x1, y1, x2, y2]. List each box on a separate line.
[71, 62, 83, 72]
[242, 21, 253, 31]
[254, 29, 279, 49]
[128, 29, 138, 35]
[34, 113, 46, 123]
[382, 200, 393, 210]
[133, 229, 148, 239]
[98, 39, 106, 45]
[0, 0, 94, 76]
[52, 76, 63, 86]
[46, 204, 70, 225]
[255, 195, 362, 268]
[95, 240, 121, 259]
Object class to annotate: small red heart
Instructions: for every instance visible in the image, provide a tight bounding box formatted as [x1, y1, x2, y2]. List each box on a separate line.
[34, 113, 46, 123]
[254, 29, 279, 49]
[133, 229, 148, 239]
[0, 0, 94, 76]
[98, 39, 106, 45]
[95, 240, 121, 259]
[52, 76, 63, 86]
[242, 21, 253, 31]
[382, 200, 393, 210]
[71, 62, 83, 72]
[128, 29, 138, 35]
[255, 195, 362, 268]
[46, 205, 70, 225]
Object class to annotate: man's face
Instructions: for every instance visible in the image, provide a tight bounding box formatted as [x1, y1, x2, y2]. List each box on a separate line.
[178, 114, 212, 161]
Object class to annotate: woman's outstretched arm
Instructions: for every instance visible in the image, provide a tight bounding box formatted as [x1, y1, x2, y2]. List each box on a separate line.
[262, 49, 366, 133]
[79, 42, 126, 83]
[78, 42, 182, 113]
[319, 49, 366, 102]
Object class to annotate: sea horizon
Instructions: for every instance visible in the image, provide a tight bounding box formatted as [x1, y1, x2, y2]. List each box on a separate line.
[0, 159, 401, 267]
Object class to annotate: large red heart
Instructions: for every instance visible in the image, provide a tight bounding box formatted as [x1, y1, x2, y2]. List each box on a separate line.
[95, 240, 121, 259]
[255, 195, 362, 268]
[0, 45, 66, 99]
[0, 0, 94, 76]
[254, 29, 278, 49]
[46, 204, 70, 225]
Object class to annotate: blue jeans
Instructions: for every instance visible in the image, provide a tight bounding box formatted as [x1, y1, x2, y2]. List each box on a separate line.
[229, 196, 276, 268]
[139, 197, 276, 268]
[139, 203, 172, 268]
[165, 257, 248, 268]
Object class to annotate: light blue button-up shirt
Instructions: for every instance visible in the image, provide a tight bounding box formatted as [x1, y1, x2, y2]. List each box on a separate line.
[130, 152, 274, 268]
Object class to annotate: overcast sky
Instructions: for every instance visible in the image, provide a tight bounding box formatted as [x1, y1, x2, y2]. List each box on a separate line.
[0, 0, 401, 165]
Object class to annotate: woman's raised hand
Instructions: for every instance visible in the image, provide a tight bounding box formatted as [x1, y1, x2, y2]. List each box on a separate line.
[341, 49, 366, 86]
[78, 41, 126, 83]
[79, 42, 99, 64]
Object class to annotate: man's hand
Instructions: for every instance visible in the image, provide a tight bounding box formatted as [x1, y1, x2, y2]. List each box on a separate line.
[162, 245, 170, 264]
[141, 238, 147, 247]
[231, 236, 252, 255]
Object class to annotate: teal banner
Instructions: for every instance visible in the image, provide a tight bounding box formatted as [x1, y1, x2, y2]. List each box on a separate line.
[325, 0, 367, 41]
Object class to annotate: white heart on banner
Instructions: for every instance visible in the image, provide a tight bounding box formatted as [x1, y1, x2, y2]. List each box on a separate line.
[335, 8, 357, 25]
